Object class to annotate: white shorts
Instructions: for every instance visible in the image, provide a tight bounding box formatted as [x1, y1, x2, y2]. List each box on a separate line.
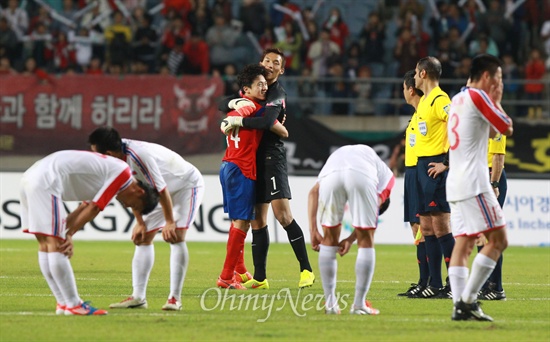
[450, 191, 506, 237]
[318, 170, 378, 230]
[20, 177, 66, 240]
[144, 185, 205, 232]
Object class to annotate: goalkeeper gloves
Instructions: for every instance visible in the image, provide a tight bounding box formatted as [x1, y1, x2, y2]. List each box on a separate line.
[228, 98, 255, 110]
[220, 116, 243, 135]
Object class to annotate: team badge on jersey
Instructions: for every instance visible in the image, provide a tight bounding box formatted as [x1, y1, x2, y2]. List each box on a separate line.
[418, 121, 427, 136]
[443, 104, 450, 115]
[409, 133, 416, 147]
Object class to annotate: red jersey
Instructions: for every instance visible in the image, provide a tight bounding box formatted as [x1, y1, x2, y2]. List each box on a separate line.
[222, 98, 265, 180]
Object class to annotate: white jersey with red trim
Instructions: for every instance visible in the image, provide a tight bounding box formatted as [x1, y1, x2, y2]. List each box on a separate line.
[23, 150, 132, 210]
[319, 145, 394, 195]
[122, 139, 202, 193]
[446, 87, 512, 202]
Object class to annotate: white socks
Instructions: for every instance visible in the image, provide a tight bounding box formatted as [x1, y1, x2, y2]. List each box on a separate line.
[132, 244, 154, 300]
[47, 252, 80, 308]
[38, 251, 65, 306]
[319, 245, 339, 310]
[353, 248, 375, 308]
[448, 266, 469, 304]
[169, 242, 189, 301]
[462, 253, 497, 303]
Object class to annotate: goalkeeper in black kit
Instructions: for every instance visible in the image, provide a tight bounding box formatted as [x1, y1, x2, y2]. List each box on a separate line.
[219, 48, 315, 289]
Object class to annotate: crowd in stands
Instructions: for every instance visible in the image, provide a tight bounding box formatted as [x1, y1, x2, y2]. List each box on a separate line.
[0, 0, 548, 118]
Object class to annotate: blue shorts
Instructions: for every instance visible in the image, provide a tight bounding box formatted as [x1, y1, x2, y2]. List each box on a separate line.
[404, 166, 420, 224]
[219, 161, 256, 221]
[416, 154, 450, 214]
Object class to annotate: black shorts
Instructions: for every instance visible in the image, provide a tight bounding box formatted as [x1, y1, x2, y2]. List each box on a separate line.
[416, 154, 450, 214]
[256, 149, 291, 203]
[404, 166, 420, 224]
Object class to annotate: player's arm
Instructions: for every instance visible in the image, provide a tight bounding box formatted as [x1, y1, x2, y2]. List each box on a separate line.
[65, 201, 101, 236]
[218, 94, 239, 113]
[308, 182, 323, 252]
[59, 201, 101, 257]
[271, 120, 288, 138]
[490, 153, 505, 197]
[158, 188, 178, 243]
[131, 207, 148, 244]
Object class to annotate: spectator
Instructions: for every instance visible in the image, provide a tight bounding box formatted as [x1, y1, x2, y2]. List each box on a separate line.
[105, 11, 132, 71]
[501, 53, 521, 117]
[69, 27, 103, 72]
[322, 7, 349, 51]
[468, 32, 499, 58]
[182, 29, 209, 74]
[161, 16, 190, 55]
[23, 22, 52, 69]
[477, 0, 512, 55]
[220, 63, 239, 96]
[52, 0, 78, 34]
[45, 31, 76, 73]
[428, 1, 450, 50]
[446, 3, 469, 34]
[435, 34, 458, 80]
[297, 66, 317, 116]
[274, 21, 302, 75]
[327, 61, 351, 116]
[258, 24, 275, 51]
[211, 0, 232, 23]
[343, 42, 361, 79]
[307, 27, 340, 78]
[166, 37, 185, 75]
[21, 56, 51, 83]
[394, 27, 418, 77]
[188, 1, 213, 38]
[399, 0, 425, 21]
[28, 5, 53, 34]
[240, 0, 267, 38]
[353, 65, 375, 116]
[358, 12, 386, 65]
[0, 55, 16, 74]
[132, 14, 157, 73]
[2, 0, 28, 41]
[205, 14, 241, 71]
[86, 57, 104, 75]
[270, 0, 301, 27]
[81, 0, 112, 33]
[524, 48, 545, 119]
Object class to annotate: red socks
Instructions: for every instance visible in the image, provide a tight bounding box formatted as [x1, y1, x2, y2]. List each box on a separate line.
[220, 226, 247, 280]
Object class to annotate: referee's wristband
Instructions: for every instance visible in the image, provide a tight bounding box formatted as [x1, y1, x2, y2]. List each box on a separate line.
[491, 181, 500, 188]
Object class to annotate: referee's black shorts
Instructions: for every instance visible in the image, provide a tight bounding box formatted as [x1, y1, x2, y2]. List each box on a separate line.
[404, 166, 420, 224]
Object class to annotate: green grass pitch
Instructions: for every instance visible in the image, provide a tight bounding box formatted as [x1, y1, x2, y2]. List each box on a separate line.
[1, 239, 549, 341]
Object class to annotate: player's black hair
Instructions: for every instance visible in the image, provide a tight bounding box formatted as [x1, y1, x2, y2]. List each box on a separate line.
[379, 198, 391, 216]
[137, 180, 160, 215]
[469, 54, 502, 82]
[88, 126, 123, 154]
[417, 56, 442, 81]
[261, 47, 286, 68]
[403, 70, 424, 97]
[237, 64, 266, 92]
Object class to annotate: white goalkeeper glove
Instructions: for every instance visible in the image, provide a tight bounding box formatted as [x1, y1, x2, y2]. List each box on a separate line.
[220, 116, 243, 135]
[228, 98, 255, 110]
